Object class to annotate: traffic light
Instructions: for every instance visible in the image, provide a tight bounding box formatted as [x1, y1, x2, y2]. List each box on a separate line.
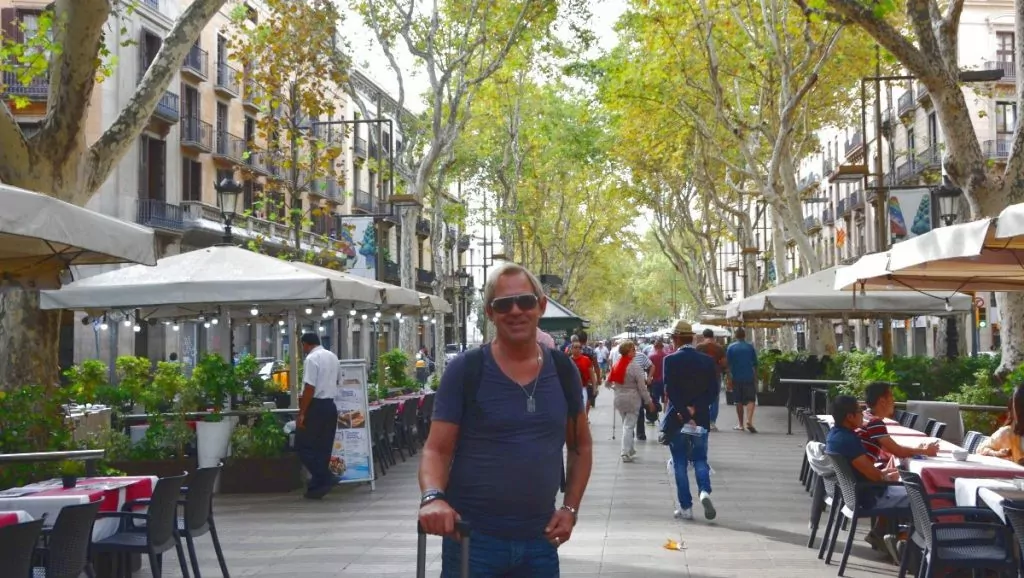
[977, 305, 988, 328]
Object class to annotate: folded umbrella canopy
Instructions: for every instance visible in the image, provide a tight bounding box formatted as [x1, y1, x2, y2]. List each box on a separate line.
[834, 203, 1024, 292]
[0, 184, 157, 285]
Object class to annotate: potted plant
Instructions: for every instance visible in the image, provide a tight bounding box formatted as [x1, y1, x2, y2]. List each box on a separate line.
[220, 410, 300, 493]
[59, 460, 85, 488]
[192, 354, 243, 469]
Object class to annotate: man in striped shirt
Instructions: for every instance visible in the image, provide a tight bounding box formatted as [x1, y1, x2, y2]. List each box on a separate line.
[857, 382, 939, 462]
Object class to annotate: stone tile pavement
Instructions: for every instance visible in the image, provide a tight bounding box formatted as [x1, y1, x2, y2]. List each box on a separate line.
[157, 397, 899, 577]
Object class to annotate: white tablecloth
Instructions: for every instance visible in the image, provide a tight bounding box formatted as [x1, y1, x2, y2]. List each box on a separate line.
[0, 476, 157, 540]
[906, 453, 1024, 475]
[0, 510, 33, 527]
[955, 477, 1024, 522]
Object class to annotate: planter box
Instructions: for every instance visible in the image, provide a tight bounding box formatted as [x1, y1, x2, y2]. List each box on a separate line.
[108, 458, 196, 483]
[219, 453, 301, 493]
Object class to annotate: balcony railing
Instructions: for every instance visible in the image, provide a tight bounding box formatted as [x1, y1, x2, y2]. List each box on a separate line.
[383, 259, 400, 283]
[914, 147, 941, 174]
[822, 208, 834, 225]
[844, 131, 863, 157]
[416, 217, 431, 237]
[243, 76, 263, 108]
[984, 137, 1012, 160]
[797, 172, 820, 192]
[215, 62, 240, 97]
[802, 215, 821, 233]
[417, 268, 436, 287]
[984, 60, 1016, 82]
[182, 44, 208, 79]
[135, 199, 184, 231]
[848, 189, 862, 210]
[154, 91, 180, 123]
[214, 131, 246, 163]
[915, 81, 930, 103]
[898, 90, 915, 116]
[895, 159, 916, 183]
[354, 137, 367, 158]
[180, 117, 212, 151]
[2, 69, 49, 100]
[458, 234, 471, 252]
[837, 197, 847, 216]
[245, 148, 271, 175]
[354, 188, 377, 213]
[823, 158, 834, 176]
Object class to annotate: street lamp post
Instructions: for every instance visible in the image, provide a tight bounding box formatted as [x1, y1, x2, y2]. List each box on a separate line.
[214, 177, 244, 244]
[934, 178, 964, 227]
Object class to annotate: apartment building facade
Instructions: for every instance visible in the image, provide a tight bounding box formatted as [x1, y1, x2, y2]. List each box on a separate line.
[1, 0, 470, 370]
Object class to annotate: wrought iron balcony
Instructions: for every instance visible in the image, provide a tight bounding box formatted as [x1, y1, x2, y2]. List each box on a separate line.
[984, 60, 1016, 82]
[354, 188, 378, 213]
[383, 259, 400, 283]
[797, 172, 820, 192]
[135, 199, 184, 232]
[916, 81, 930, 103]
[896, 159, 917, 183]
[802, 215, 821, 234]
[417, 268, 436, 287]
[2, 68, 49, 100]
[913, 147, 941, 174]
[214, 131, 246, 163]
[849, 189, 863, 210]
[416, 217, 431, 237]
[458, 234, 471, 252]
[180, 117, 212, 152]
[354, 137, 367, 158]
[243, 76, 262, 109]
[153, 91, 180, 123]
[823, 158, 834, 176]
[897, 90, 915, 116]
[844, 131, 863, 158]
[822, 208, 834, 225]
[182, 44, 208, 80]
[837, 197, 847, 216]
[243, 148, 271, 175]
[983, 136, 1012, 161]
[215, 62, 240, 97]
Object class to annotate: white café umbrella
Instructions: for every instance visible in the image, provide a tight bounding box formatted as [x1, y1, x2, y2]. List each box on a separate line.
[0, 184, 157, 283]
[834, 203, 1024, 292]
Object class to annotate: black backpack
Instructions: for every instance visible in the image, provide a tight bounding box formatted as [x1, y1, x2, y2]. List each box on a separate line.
[460, 345, 582, 492]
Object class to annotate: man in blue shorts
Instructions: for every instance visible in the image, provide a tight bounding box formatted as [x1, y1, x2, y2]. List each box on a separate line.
[725, 328, 758, 432]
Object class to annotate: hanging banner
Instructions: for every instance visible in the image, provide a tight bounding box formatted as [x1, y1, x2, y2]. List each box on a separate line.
[888, 188, 933, 244]
[338, 217, 377, 280]
[331, 359, 374, 487]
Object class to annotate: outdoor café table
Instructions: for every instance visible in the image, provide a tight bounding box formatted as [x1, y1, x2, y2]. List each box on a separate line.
[817, 415, 920, 436]
[890, 435, 962, 453]
[953, 478, 1024, 522]
[0, 475, 157, 540]
[906, 453, 1024, 493]
[0, 510, 32, 527]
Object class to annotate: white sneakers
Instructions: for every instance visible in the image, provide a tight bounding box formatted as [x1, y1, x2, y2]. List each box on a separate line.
[674, 508, 693, 520]
[700, 491, 716, 520]
[621, 454, 633, 462]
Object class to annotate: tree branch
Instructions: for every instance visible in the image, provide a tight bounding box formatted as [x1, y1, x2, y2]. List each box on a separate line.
[84, 0, 228, 202]
[820, 0, 933, 76]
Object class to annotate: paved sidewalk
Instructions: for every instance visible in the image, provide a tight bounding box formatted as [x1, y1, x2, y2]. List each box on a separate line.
[161, 397, 898, 577]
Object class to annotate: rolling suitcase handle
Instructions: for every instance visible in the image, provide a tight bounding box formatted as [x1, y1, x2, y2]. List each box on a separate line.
[417, 519, 471, 578]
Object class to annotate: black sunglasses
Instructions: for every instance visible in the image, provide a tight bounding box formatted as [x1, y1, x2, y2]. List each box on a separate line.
[490, 293, 539, 314]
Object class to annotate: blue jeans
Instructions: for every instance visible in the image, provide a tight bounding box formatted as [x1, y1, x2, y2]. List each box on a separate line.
[669, 432, 711, 509]
[442, 531, 559, 578]
[709, 380, 721, 424]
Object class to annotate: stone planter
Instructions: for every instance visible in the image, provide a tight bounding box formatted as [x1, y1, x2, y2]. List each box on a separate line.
[219, 453, 301, 493]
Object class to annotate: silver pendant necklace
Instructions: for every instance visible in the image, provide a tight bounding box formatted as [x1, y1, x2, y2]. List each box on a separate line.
[522, 350, 543, 413]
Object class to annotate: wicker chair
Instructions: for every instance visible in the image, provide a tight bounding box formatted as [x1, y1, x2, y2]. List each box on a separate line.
[963, 431, 986, 454]
[179, 466, 229, 578]
[900, 412, 919, 429]
[369, 407, 389, 477]
[91, 474, 189, 578]
[898, 470, 1015, 578]
[824, 452, 909, 576]
[34, 499, 102, 578]
[418, 392, 436, 443]
[0, 518, 45, 578]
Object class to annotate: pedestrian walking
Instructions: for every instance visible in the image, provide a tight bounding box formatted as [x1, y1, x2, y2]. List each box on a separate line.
[726, 328, 759, 433]
[418, 263, 594, 577]
[606, 340, 655, 462]
[662, 321, 719, 520]
[296, 333, 340, 500]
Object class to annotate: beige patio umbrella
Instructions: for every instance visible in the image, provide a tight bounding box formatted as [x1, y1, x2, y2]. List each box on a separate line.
[834, 203, 1024, 293]
[0, 184, 157, 286]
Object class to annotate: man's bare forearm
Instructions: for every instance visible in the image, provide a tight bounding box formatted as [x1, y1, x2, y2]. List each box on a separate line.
[418, 446, 453, 492]
[563, 441, 593, 509]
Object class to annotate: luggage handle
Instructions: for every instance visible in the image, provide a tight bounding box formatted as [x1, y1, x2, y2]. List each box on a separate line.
[417, 520, 471, 578]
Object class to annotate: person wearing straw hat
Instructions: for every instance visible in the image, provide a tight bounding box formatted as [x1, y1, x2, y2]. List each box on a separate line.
[663, 320, 719, 520]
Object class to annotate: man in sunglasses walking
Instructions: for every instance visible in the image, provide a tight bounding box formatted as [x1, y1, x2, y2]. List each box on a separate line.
[419, 263, 594, 578]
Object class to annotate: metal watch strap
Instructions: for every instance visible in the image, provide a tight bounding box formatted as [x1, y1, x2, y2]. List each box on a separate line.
[560, 504, 578, 525]
[420, 489, 446, 507]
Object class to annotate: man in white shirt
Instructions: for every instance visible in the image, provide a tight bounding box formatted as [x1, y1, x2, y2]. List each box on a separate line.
[297, 333, 340, 499]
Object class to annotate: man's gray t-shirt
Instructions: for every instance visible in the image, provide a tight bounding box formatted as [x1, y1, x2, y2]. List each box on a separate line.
[433, 345, 581, 540]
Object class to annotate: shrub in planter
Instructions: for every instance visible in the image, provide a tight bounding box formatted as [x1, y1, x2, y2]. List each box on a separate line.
[220, 411, 299, 493]
[0, 384, 75, 489]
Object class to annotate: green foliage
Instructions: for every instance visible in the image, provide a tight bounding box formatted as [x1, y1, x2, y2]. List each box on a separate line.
[191, 354, 241, 418]
[230, 411, 287, 459]
[0, 384, 74, 488]
[234, 354, 269, 403]
[429, 372, 440, 392]
[58, 459, 84, 477]
[380, 349, 414, 390]
[941, 370, 1012, 434]
[64, 360, 109, 405]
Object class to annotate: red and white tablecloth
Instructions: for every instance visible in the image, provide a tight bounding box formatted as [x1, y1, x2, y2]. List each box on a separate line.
[0, 476, 157, 540]
[0, 510, 33, 528]
[907, 454, 1024, 493]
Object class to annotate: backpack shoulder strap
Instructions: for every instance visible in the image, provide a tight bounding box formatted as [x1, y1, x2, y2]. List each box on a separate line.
[550, 349, 582, 416]
[460, 346, 486, 422]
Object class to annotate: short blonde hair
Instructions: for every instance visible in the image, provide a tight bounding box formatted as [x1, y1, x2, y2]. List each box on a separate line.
[483, 262, 544, 306]
[618, 339, 635, 356]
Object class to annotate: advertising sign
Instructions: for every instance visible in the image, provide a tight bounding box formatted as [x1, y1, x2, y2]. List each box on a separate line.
[331, 359, 375, 488]
[338, 216, 377, 280]
[888, 188, 933, 244]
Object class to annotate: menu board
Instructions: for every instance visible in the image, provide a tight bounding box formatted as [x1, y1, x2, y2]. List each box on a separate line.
[331, 360, 374, 486]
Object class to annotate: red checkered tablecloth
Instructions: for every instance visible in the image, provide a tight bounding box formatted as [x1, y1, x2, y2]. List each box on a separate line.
[0, 510, 33, 528]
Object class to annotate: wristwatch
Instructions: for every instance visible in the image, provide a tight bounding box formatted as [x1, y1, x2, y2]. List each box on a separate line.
[420, 489, 447, 508]
[560, 504, 578, 525]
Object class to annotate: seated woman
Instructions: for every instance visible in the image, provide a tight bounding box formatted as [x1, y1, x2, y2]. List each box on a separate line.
[977, 385, 1024, 463]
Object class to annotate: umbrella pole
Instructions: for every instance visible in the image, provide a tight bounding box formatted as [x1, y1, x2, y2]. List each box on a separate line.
[289, 310, 300, 409]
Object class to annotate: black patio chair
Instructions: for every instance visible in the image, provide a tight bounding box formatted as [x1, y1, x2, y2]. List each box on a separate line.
[91, 473, 189, 578]
[0, 518, 45, 578]
[900, 412, 919, 429]
[893, 409, 906, 423]
[34, 499, 102, 578]
[930, 422, 946, 439]
[998, 502, 1024, 574]
[824, 452, 909, 576]
[898, 470, 1015, 578]
[381, 402, 402, 463]
[962, 430, 981, 453]
[923, 418, 937, 436]
[399, 397, 420, 456]
[418, 392, 435, 443]
[369, 407, 388, 477]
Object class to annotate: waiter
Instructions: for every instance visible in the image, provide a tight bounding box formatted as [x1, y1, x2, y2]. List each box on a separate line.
[297, 333, 339, 500]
